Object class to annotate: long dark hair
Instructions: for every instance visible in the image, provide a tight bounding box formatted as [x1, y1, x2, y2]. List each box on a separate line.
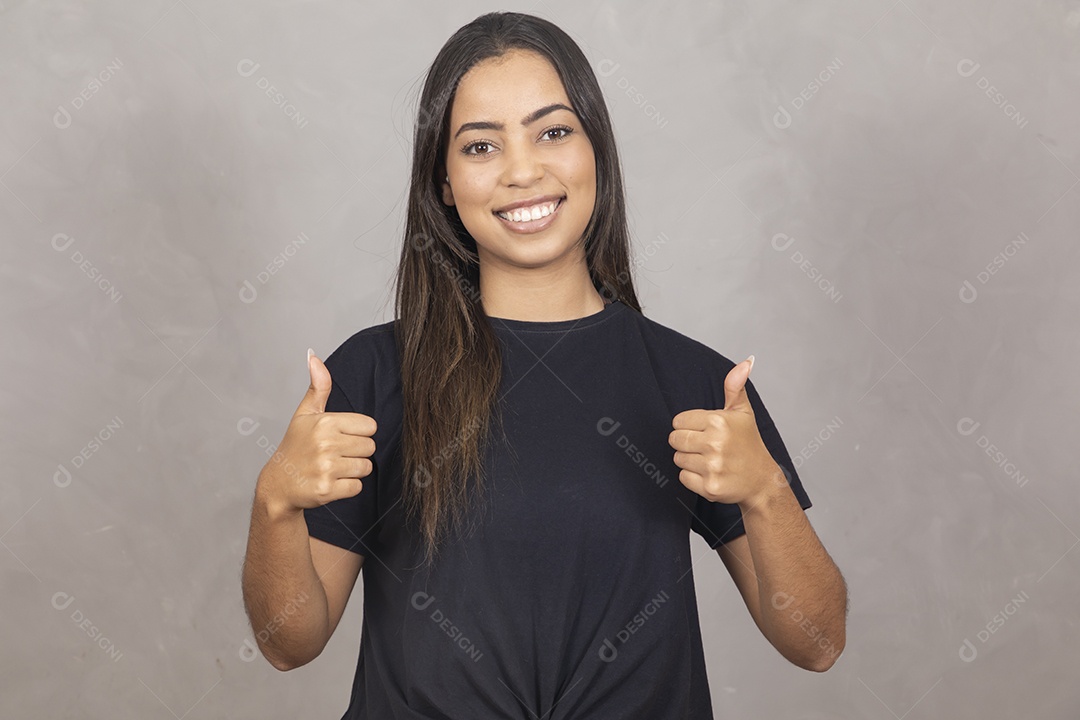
[393, 11, 642, 569]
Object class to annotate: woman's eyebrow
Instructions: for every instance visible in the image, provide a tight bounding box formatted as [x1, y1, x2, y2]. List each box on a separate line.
[453, 103, 575, 140]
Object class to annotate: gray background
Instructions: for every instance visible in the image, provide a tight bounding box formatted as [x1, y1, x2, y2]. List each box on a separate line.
[4, 0, 1077, 717]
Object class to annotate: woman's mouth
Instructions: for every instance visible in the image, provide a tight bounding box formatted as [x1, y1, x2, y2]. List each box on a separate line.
[493, 197, 564, 234]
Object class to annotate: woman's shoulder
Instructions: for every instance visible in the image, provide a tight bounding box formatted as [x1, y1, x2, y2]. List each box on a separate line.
[327, 319, 399, 370]
[629, 306, 739, 371]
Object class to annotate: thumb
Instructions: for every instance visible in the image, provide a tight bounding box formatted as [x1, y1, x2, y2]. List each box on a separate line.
[295, 347, 332, 416]
[723, 354, 754, 412]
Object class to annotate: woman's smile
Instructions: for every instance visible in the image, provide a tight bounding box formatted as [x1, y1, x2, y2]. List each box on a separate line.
[493, 197, 565, 234]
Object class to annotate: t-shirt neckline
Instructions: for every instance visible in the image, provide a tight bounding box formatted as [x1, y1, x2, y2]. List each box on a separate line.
[487, 299, 623, 333]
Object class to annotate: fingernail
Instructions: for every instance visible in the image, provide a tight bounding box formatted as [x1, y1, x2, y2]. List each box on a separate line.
[747, 354, 755, 372]
[307, 347, 314, 363]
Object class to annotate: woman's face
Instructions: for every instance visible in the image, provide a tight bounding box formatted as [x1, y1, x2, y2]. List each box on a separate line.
[441, 48, 597, 271]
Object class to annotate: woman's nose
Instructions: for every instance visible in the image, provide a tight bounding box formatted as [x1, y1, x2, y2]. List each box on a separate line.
[501, 141, 544, 185]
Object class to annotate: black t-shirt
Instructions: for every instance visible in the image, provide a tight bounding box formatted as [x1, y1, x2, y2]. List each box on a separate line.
[304, 299, 812, 719]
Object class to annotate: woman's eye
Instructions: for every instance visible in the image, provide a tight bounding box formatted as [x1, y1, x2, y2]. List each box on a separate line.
[544, 125, 573, 141]
[462, 141, 491, 156]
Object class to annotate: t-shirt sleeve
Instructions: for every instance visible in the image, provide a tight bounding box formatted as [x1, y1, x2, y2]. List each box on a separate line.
[689, 372, 813, 549]
[302, 339, 381, 557]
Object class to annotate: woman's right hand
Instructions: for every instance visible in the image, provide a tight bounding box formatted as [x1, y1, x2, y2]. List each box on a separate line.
[256, 349, 377, 517]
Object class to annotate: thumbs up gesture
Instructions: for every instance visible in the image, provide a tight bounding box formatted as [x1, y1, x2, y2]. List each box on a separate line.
[668, 355, 784, 507]
[256, 349, 377, 518]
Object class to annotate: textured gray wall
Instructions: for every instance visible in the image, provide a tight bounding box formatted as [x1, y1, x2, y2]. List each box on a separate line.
[4, 1, 1077, 717]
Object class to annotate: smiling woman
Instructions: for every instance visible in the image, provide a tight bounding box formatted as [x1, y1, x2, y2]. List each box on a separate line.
[245, 8, 833, 720]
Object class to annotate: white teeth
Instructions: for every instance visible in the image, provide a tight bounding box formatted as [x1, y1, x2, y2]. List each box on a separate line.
[498, 199, 560, 222]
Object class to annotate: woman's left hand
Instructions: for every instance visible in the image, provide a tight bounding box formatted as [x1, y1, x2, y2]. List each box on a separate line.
[668, 355, 786, 507]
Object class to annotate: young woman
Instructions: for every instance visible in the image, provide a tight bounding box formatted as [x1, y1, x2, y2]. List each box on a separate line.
[242, 10, 846, 720]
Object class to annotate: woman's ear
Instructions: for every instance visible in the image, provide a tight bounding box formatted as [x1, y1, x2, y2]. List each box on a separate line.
[441, 173, 455, 207]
